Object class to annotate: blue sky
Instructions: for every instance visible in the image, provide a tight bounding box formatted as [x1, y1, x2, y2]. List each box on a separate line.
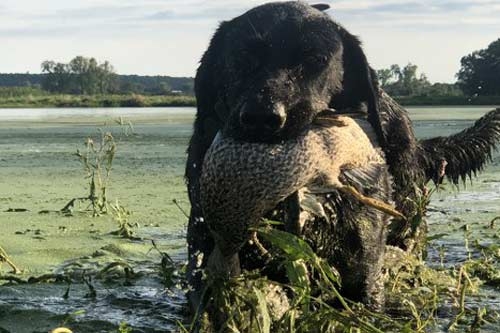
[1, 0, 499, 82]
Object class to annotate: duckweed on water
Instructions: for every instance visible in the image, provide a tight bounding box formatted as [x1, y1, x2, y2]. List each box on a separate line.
[1, 108, 499, 331]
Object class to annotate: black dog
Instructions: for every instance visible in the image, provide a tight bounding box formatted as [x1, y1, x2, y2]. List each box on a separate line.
[186, 0, 384, 307]
[185, 1, 500, 311]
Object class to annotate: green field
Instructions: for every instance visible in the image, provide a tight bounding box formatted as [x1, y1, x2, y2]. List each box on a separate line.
[0, 106, 499, 332]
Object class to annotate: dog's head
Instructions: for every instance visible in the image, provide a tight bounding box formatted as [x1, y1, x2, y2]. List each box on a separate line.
[196, 1, 381, 143]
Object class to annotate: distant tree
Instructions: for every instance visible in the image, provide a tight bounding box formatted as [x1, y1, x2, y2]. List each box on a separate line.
[180, 81, 194, 95]
[41, 56, 117, 94]
[147, 81, 171, 95]
[158, 82, 171, 94]
[119, 81, 145, 94]
[377, 63, 431, 96]
[0, 73, 44, 87]
[376, 68, 393, 87]
[457, 38, 500, 96]
[97, 61, 119, 93]
[41, 60, 74, 93]
[426, 83, 462, 96]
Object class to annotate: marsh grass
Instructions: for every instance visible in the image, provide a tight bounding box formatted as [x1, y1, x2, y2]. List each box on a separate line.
[0, 86, 48, 98]
[191, 216, 500, 333]
[0, 93, 196, 108]
[109, 200, 139, 239]
[195, 226, 398, 333]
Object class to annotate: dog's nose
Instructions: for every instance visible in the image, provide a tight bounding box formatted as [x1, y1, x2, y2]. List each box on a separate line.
[239, 103, 286, 133]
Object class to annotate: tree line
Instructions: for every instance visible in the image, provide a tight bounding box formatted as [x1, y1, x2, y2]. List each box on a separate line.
[0, 57, 194, 96]
[40, 56, 195, 95]
[1, 39, 499, 98]
[377, 38, 500, 98]
[41, 57, 116, 94]
[457, 38, 500, 96]
[376, 64, 462, 97]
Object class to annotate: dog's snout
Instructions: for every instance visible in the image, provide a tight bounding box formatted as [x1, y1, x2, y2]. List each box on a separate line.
[239, 103, 286, 133]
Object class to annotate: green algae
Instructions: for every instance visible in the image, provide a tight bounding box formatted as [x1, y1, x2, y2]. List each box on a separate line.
[0, 106, 499, 332]
[0, 112, 192, 276]
[0, 110, 191, 332]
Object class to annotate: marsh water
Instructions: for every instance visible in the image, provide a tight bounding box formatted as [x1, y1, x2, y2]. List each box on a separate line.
[0, 106, 499, 332]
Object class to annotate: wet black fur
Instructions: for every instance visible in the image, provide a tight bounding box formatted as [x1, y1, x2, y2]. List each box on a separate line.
[185, 1, 500, 312]
[420, 109, 500, 185]
[185, 1, 384, 308]
[379, 91, 500, 249]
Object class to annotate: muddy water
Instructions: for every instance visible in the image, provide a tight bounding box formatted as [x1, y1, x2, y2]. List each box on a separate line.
[0, 106, 499, 332]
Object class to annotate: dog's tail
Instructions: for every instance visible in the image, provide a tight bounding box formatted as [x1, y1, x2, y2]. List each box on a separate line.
[419, 108, 500, 185]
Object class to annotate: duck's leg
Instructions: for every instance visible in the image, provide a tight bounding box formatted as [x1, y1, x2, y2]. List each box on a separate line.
[339, 185, 406, 220]
[250, 232, 272, 260]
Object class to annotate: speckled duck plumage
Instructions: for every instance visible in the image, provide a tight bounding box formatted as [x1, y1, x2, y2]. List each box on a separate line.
[200, 115, 390, 274]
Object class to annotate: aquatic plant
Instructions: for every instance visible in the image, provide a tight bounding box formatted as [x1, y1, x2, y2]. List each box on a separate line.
[193, 224, 401, 332]
[117, 322, 133, 333]
[188, 214, 500, 332]
[0, 244, 21, 274]
[61, 118, 133, 216]
[109, 200, 138, 239]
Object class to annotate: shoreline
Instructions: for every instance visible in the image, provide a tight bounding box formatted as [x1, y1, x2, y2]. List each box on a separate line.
[1, 94, 500, 109]
[0, 94, 196, 109]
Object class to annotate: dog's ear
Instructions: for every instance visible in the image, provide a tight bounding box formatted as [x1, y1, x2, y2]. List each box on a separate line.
[311, 4, 330, 11]
[331, 30, 386, 145]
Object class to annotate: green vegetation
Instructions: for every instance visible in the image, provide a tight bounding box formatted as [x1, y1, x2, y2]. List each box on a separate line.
[457, 38, 500, 96]
[65, 120, 133, 217]
[0, 70, 196, 107]
[0, 56, 194, 98]
[0, 91, 195, 108]
[0, 72, 194, 96]
[1, 87, 498, 108]
[0, 115, 190, 275]
[0, 86, 48, 98]
[0, 115, 189, 331]
[377, 63, 435, 97]
[376, 62, 500, 106]
[3, 45, 500, 108]
[377, 63, 464, 99]
[41, 56, 118, 95]
[375, 38, 500, 106]
[194, 218, 500, 332]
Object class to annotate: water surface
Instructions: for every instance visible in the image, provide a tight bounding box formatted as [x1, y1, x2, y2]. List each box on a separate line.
[0, 106, 498, 332]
